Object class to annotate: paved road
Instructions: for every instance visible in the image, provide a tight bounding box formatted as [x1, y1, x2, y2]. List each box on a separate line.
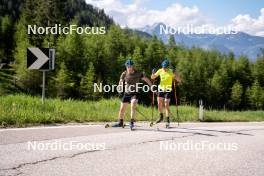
[0, 122, 264, 176]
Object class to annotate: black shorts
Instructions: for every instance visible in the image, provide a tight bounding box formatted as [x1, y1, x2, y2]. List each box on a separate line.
[121, 93, 138, 103]
[158, 91, 172, 99]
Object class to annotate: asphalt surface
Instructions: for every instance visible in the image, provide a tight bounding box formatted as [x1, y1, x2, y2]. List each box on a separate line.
[0, 122, 264, 176]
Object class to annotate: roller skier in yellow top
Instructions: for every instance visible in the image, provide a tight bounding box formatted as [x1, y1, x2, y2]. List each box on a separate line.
[151, 59, 182, 128]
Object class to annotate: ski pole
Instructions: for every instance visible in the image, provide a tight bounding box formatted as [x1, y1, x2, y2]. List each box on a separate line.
[150, 68, 157, 126]
[135, 108, 149, 120]
[173, 80, 180, 126]
[151, 80, 156, 124]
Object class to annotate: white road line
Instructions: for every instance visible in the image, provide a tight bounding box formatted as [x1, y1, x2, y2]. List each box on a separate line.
[0, 124, 103, 132]
[0, 122, 263, 132]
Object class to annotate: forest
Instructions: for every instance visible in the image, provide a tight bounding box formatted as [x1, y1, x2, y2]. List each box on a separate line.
[0, 0, 264, 110]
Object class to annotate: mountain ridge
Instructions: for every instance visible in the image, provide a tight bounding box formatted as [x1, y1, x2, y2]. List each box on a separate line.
[138, 23, 264, 60]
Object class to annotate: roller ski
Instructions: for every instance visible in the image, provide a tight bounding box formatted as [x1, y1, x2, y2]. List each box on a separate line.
[150, 114, 163, 127]
[105, 123, 125, 128]
[150, 116, 170, 129]
[105, 119, 125, 128]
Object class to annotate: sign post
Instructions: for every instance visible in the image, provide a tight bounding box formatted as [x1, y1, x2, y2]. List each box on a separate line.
[27, 47, 55, 103]
[42, 70, 46, 104]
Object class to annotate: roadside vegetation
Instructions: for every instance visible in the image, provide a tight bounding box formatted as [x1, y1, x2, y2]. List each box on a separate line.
[1, 94, 263, 128]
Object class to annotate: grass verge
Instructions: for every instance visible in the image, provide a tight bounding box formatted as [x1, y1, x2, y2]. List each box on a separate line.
[0, 94, 264, 127]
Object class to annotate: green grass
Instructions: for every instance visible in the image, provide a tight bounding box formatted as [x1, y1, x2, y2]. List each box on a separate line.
[0, 94, 264, 128]
[205, 110, 264, 122]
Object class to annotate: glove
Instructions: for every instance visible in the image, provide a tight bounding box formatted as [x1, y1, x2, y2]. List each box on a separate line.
[152, 68, 156, 74]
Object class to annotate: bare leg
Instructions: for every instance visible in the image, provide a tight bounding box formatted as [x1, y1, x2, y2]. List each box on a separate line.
[118, 102, 128, 120]
[164, 99, 170, 118]
[157, 97, 164, 114]
[130, 99, 138, 120]
[156, 97, 164, 123]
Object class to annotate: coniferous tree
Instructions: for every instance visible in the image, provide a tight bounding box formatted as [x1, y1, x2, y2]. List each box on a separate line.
[80, 62, 96, 100]
[246, 80, 264, 110]
[230, 81, 243, 109]
[54, 62, 73, 99]
[0, 15, 13, 63]
[133, 46, 144, 71]
[253, 57, 264, 87]
[14, 17, 43, 94]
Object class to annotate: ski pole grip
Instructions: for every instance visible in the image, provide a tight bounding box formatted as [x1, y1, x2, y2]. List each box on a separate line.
[152, 68, 156, 74]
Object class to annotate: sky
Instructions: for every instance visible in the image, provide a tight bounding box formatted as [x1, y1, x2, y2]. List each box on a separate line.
[86, 0, 264, 36]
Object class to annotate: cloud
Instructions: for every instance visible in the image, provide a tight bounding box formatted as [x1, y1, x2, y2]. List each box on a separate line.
[231, 8, 264, 36]
[86, 0, 208, 28]
[86, 0, 264, 36]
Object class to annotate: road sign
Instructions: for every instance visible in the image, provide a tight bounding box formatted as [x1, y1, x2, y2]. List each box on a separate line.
[27, 48, 55, 70]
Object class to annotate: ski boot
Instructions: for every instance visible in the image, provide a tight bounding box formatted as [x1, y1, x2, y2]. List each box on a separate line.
[165, 117, 170, 129]
[129, 119, 135, 130]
